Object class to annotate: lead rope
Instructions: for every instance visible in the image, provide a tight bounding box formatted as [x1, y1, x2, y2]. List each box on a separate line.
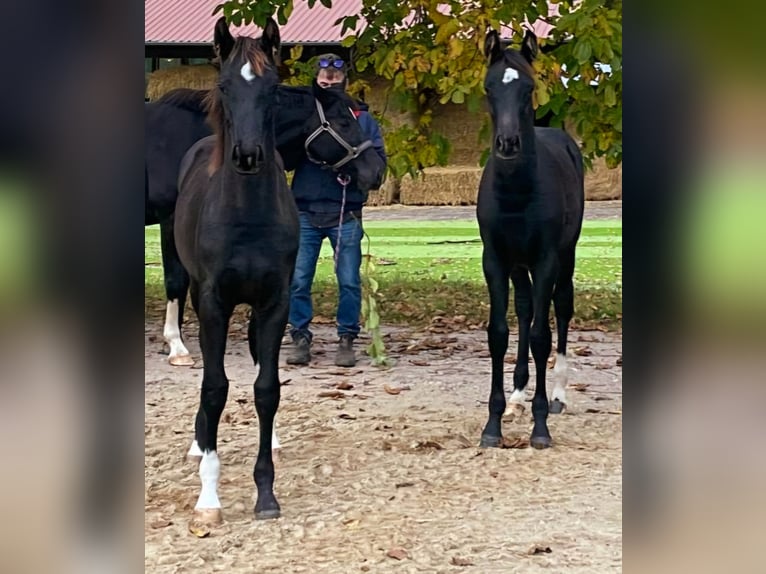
[334, 174, 351, 273]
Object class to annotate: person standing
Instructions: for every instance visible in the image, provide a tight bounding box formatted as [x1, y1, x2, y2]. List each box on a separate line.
[286, 54, 387, 367]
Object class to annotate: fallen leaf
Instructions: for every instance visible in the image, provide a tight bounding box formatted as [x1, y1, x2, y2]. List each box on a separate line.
[585, 408, 602, 414]
[383, 384, 402, 395]
[451, 556, 474, 566]
[616, 355, 623, 366]
[594, 396, 609, 401]
[409, 359, 431, 366]
[500, 436, 529, 449]
[377, 258, 397, 265]
[188, 521, 211, 538]
[527, 545, 552, 555]
[235, 398, 248, 405]
[150, 518, 172, 529]
[318, 390, 346, 399]
[572, 383, 589, 392]
[489, 471, 499, 478]
[573, 346, 592, 356]
[336, 381, 354, 390]
[386, 547, 409, 560]
[395, 481, 415, 488]
[338, 413, 357, 420]
[414, 440, 444, 450]
[280, 378, 292, 386]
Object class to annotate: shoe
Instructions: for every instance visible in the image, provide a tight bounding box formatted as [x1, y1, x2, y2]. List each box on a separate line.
[286, 335, 311, 365]
[335, 334, 357, 367]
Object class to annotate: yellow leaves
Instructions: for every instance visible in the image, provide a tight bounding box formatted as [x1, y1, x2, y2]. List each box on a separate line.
[434, 19, 459, 45]
[448, 37, 464, 59]
[533, 78, 550, 109]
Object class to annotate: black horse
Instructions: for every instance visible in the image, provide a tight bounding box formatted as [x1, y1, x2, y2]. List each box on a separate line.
[174, 17, 384, 523]
[477, 29, 584, 450]
[145, 90, 211, 365]
[145, 68, 382, 367]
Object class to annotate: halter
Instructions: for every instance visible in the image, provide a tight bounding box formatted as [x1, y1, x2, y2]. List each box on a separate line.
[304, 99, 374, 171]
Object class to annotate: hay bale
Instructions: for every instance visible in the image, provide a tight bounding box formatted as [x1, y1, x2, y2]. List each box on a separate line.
[585, 158, 621, 200]
[400, 166, 482, 205]
[146, 65, 218, 101]
[365, 176, 400, 206]
[430, 104, 486, 165]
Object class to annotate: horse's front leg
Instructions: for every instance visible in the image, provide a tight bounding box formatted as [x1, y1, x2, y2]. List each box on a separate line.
[507, 266, 533, 416]
[251, 299, 289, 519]
[480, 249, 510, 448]
[160, 216, 193, 366]
[191, 290, 233, 525]
[247, 312, 281, 457]
[529, 257, 558, 449]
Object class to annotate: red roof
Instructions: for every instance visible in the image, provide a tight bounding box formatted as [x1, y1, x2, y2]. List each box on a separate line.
[146, 0, 363, 44]
[145, 0, 553, 45]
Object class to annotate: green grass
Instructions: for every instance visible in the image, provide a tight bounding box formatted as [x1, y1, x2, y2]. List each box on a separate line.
[145, 218, 622, 329]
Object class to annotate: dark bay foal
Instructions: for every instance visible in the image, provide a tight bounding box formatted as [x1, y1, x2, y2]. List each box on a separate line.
[174, 18, 297, 522]
[477, 29, 585, 449]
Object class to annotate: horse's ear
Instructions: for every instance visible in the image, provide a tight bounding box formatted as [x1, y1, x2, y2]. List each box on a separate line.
[484, 29, 503, 65]
[214, 17, 235, 63]
[521, 29, 538, 63]
[261, 17, 281, 61]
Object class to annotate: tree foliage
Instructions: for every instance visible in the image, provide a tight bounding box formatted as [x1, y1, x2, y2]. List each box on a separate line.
[215, 0, 622, 173]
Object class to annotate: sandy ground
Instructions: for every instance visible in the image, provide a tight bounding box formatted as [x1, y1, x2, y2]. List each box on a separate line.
[145, 320, 622, 573]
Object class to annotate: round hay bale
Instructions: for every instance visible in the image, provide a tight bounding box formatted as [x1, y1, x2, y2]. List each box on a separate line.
[146, 65, 218, 101]
[399, 166, 482, 206]
[585, 158, 622, 200]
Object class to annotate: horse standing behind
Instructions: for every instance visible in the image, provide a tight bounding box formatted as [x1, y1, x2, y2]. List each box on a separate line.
[477, 29, 584, 449]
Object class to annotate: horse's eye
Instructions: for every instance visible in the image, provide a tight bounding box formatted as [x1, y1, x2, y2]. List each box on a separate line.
[218, 82, 229, 95]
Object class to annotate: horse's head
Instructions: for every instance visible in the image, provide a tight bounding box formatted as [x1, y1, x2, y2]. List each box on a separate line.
[484, 29, 538, 160]
[207, 17, 280, 174]
[303, 82, 386, 191]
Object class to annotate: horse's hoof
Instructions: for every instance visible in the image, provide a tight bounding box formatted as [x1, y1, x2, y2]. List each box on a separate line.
[479, 434, 503, 448]
[254, 496, 281, 520]
[549, 399, 566, 414]
[192, 508, 223, 526]
[169, 353, 195, 367]
[503, 402, 525, 418]
[254, 507, 281, 520]
[530, 434, 552, 450]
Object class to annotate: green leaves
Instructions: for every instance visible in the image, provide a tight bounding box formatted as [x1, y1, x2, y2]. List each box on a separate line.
[218, 0, 622, 170]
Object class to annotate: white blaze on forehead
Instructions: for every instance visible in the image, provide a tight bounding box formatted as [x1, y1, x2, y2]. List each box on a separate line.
[502, 67, 519, 84]
[241, 62, 256, 82]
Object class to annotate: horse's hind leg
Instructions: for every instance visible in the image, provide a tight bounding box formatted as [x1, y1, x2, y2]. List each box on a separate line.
[161, 216, 193, 366]
[251, 301, 289, 519]
[550, 251, 575, 414]
[191, 290, 233, 525]
[480, 250, 510, 448]
[247, 310, 281, 455]
[507, 267, 533, 416]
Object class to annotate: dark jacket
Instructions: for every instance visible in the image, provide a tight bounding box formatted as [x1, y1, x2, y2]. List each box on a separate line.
[291, 101, 387, 219]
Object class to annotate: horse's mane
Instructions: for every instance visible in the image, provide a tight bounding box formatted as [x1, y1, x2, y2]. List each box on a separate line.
[155, 88, 209, 113]
[204, 37, 273, 174]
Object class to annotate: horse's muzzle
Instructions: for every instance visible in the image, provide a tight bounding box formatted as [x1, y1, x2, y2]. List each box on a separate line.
[495, 134, 521, 159]
[232, 144, 264, 174]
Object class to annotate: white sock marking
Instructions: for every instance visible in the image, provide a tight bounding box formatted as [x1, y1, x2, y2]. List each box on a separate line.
[272, 429, 281, 450]
[502, 67, 519, 84]
[552, 353, 568, 403]
[188, 439, 203, 458]
[241, 62, 255, 82]
[509, 388, 526, 405]
[195, 450, 222, 510]
[163, 299, 190, 359]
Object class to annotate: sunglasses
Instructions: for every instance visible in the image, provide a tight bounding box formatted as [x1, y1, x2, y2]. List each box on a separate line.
[317, 57, 345, 70]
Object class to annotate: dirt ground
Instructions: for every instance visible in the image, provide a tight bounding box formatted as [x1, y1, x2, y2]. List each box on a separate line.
[145, 320, 622, 573]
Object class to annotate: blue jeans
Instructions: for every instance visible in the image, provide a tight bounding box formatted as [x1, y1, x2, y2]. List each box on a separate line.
[289, 212, 363, 341]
